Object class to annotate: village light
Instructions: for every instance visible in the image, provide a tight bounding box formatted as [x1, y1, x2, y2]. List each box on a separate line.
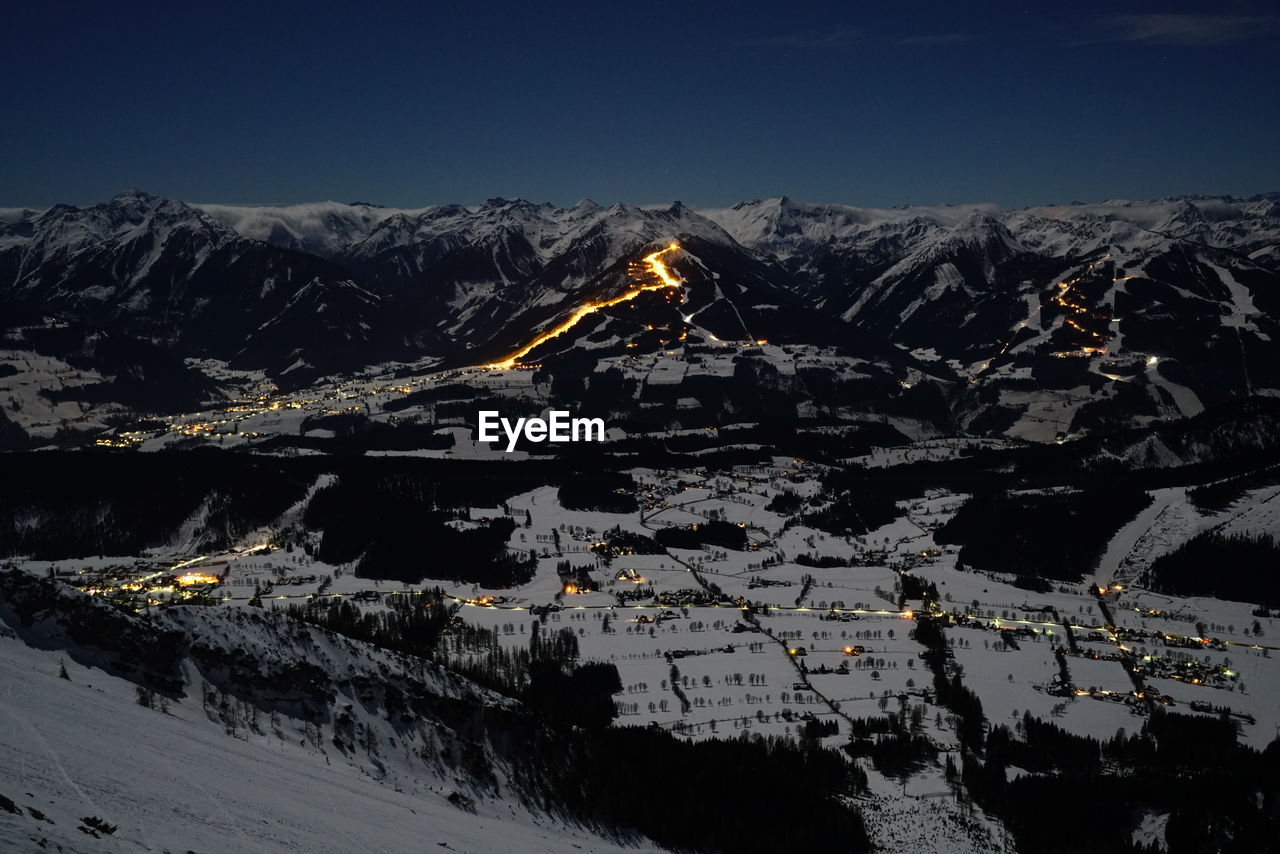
[176, 572, 220, 586]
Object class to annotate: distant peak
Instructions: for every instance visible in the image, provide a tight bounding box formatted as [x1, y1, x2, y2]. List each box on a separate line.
[480, 197, 532, 210]
[423, 203, 469, 219]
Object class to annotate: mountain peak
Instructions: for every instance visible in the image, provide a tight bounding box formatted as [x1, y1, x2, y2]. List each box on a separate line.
[105, 187, 192, 219]
[112, 187, 161, 204]
[480, 197, 534, 211]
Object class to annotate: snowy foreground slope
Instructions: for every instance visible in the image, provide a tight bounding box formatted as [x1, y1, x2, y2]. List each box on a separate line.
[0, 573, 661, 854]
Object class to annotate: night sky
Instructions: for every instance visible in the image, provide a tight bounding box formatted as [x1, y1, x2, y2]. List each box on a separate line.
[3, 1, 1278, 209]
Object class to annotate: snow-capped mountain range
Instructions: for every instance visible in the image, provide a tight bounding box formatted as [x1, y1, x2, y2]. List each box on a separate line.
[2, 189, 1278, 437]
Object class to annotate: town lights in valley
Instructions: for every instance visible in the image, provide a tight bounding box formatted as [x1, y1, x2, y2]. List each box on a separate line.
[485, 243, 683, 370]
[176, 572, 220, 586]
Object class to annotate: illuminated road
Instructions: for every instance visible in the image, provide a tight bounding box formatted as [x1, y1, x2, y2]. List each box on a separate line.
[486, 242, 682, 369]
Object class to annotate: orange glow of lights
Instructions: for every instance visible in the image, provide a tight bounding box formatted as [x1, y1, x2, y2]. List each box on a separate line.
[176, 572, 221, 586]
[485, 243, 683, 369]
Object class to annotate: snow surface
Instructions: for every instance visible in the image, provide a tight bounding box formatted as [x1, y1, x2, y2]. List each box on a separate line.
[0, 622, 661, 854]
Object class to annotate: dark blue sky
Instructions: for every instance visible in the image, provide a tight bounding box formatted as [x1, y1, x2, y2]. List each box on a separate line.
[3, 1, 1277, 209]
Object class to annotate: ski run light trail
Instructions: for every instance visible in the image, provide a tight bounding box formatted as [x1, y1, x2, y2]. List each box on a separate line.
[485, 242, 682, 369]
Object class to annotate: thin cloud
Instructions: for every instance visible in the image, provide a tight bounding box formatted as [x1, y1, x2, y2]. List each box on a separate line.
[1089, 13, 1280, 46]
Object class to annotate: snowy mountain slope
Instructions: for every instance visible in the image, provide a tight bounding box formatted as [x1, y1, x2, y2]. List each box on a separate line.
[0, 627, 655, 854]
[200, 197, 740, 270]
[195, 200, 425, 258]
[0, 569, 665, 854]
[312, 200, 753, 364]
[699, 196, 1003, 261]
[704, 194, 1280, 440]
[4, 188, 1279, 438]
[0, 190, 430, 380]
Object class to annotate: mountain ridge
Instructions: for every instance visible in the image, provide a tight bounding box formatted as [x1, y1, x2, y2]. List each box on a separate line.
[2, 189, 1278, 442]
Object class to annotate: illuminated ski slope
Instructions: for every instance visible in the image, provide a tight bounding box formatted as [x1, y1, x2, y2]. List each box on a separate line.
[486, 243, 682, 369]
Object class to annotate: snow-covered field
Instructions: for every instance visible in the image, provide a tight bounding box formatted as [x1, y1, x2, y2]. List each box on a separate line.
[9, 445, 1280, 852]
